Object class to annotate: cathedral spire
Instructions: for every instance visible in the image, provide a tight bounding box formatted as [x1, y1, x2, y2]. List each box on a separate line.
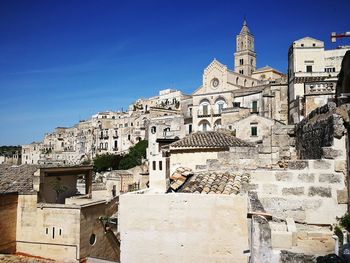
[240, 18, 250, 34]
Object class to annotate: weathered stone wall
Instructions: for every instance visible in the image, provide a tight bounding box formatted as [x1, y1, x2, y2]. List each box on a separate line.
[80, 199, 119, 261]
[0, 193, 17, 253]
[295, 102, 348, 159]
[248, 158, 347, 225]
[119, 193, 249, 263]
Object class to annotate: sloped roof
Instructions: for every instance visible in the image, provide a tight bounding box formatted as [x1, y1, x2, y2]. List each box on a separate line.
[169, 131, 252, 150]
[240, 19, 250, 34]
[0, 164, 39, 194]
[180, 171, 250, 195]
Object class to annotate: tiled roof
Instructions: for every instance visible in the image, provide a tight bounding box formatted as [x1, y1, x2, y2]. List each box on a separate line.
[180, 171, 250, 195]
[169, 131, 252, 149]
[169, 167, 194, 191]
[0, 164, 39, 194]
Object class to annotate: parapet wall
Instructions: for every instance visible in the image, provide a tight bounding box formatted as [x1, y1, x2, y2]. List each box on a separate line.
[295, 102, 348, 159]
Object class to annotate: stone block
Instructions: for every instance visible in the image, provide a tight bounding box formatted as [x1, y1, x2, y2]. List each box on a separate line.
[288, 160, 308, 170]
[298, 173, 315, 183]
[275, 172, 293, 182]
[308, 187, 332, 198]
[337, 190, 348, 204]
[262, 184, 278, 195]
[319, 173, 342, 184]
[334, 160, 346, 173]
[282, 187, 305, 196]
[271, 231, 293, 249]
[322, 147, 342, 159]
[195, 165, 207, 170]
[286, 218, 297, 246]
[312, 160, 332, 170]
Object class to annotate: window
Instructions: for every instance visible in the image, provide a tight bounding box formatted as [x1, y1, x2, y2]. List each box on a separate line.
[105, 142, 108, 149]
[189, 108, 192, 116]
[203, 123, 208, 132]
[306, 65, 312, 72]
[312, 43, 315, 47]
[251, 59, 253, 65]
[202, 104, 208, 115]
[151, 126, 156, 134]
[159, 161, 162, 171]
[153, 161, 156, 170]
[252, 101, 258, 113]
[128, 134, 131, 140]
[217, 102, 224, 113]
[239, 69, 244, 75]
[90, 234, 96, 246]
[239, 58, 244, 65]
[301, 44, 304, 47]
[229, 125, 232, 130]
[251, 126, 257, 136]
[189, 124, 192, 134]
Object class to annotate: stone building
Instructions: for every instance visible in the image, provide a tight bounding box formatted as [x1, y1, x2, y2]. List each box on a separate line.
[288, 36, 350, 123]
[0, 164, 119, 262]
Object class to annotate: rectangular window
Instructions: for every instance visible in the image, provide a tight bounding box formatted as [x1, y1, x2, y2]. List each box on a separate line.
[251, 126, 257, 136]
[152, 161, 156, 171]
[159, 161, 162, 171]
[203, 123, 207, 132]
[189, 124, 192, 134]
[306, 65, 312, 72]
[202, 105, 208, 115]
[252, 101, 258, 113]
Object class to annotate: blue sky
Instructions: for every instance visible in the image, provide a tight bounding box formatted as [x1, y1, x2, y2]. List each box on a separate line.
[1, 0, 349, 145]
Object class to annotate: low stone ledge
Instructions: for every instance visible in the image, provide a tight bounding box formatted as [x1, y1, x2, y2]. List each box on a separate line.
[308, 187, 332, 198]
[298, 173, 315, 183]
[319, 173, 342, 184]
[282, 187, 305, 196]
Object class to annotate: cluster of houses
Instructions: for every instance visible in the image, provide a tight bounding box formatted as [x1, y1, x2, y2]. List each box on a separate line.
[1, 20, 350, 262]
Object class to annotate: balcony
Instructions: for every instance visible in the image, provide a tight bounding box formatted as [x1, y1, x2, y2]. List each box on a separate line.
[113, 134, 118, 139]
[197, 110, 211, 118]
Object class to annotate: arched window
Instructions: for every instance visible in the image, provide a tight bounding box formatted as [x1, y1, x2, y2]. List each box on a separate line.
[244, 79, 247, 87]
[105, 142, 108, 150]
[214, 119, 222, 130]
[198, 120, 211, 132]
[236, 77, 239, 85]
[199, 99, 210, 115]
[214, 97, 227, 114]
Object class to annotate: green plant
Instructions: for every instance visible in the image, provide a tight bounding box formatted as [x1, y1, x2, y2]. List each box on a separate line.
[119, 140, 148, 170]
[93, 153, 122, 172]
[51, 177, 68, 203]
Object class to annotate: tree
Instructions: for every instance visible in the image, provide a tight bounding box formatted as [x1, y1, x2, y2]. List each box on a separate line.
[93, 153, 122, 172]
[119, 140, 148, 170]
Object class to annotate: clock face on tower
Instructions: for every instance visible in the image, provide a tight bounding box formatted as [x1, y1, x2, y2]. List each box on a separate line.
[211, 78, 219, 89]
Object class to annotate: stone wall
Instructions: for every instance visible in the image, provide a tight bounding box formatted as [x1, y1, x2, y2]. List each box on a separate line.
[248, 158, 347, 225]
[119, 193, 249, 263]
[0, 193, 17, 253]
[295, 102, 348, 159]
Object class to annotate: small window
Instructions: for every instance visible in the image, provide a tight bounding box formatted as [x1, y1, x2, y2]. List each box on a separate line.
[90, 234, 96, 246]
[306, 65, 312, 73]
[251, 126, 257, 136]
[151, 126, 156, 134]
[252, 101, 258, 113]
[159, 161, 163, 171]
[153, 161, 156, 171]
[46, 228, 48, 235]
[239, 58, 244, 65]
[229, 125, 232, 130]
[189, 124, 192, 134]
[301, 44, 304, 47]
[312, 43, 315, 47]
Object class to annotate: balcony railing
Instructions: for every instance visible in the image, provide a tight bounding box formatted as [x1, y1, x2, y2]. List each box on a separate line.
[197, 109, 223, 117]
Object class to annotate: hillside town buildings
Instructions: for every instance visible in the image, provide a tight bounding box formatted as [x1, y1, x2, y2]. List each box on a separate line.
[1, 20, 350, 262]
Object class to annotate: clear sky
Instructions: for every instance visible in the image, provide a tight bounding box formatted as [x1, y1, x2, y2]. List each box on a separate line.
[1, 0, 349, 145]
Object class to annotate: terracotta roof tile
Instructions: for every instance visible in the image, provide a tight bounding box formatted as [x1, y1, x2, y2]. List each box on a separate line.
[180, 171, 250, 195]
[0, 164, 39, 194]
[169, 131, 252, 149]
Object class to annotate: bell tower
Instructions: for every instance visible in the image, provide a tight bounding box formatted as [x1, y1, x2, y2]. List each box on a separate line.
[234, 19, 256, 76]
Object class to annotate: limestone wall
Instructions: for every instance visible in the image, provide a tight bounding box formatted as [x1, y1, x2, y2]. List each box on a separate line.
[295, 102, 348, 159]
[80, 200, 119, 261]
[119, 193, 249, 263]
[0, 193, 17, 253]
[249, 158, 347, 224]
